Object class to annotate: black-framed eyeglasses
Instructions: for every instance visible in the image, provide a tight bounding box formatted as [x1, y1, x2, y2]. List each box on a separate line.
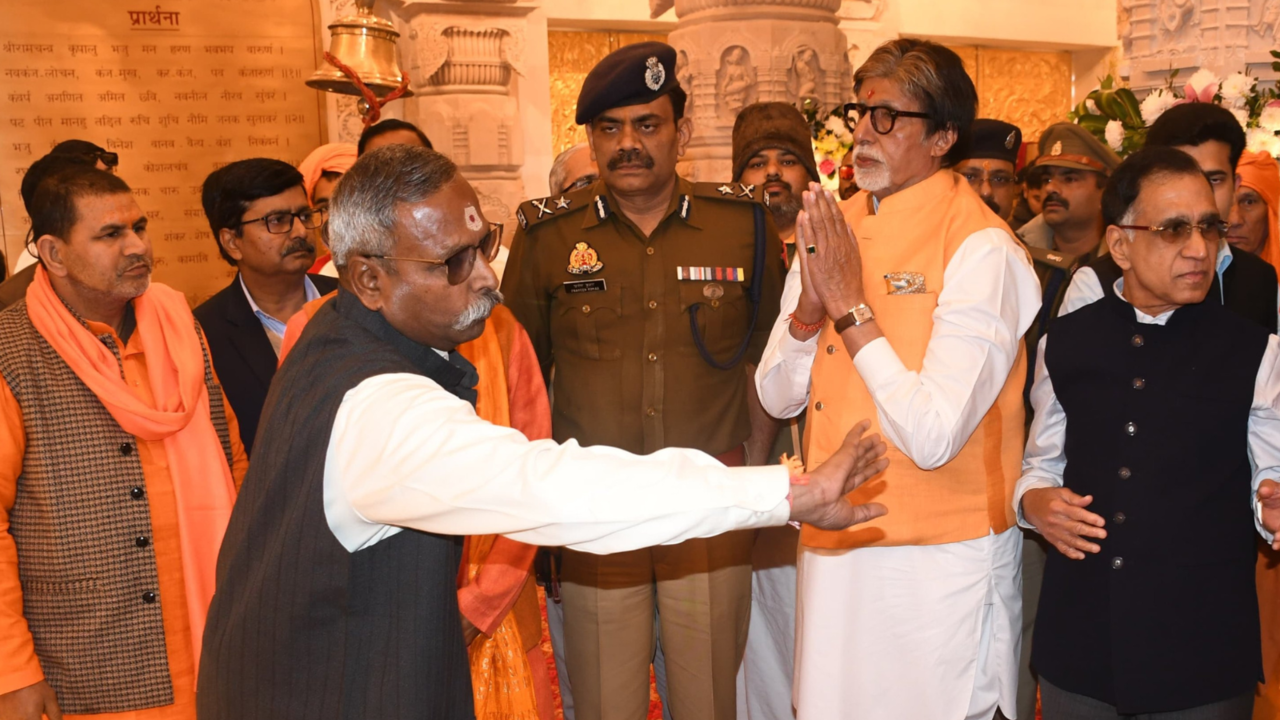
[1115, 220, 1228, 245]
[239, 208, 326, 234]
[367, 222, 504, 285]
[843, 102, 932, 135]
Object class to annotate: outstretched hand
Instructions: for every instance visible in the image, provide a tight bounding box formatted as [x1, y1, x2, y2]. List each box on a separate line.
[789, 420, 888, 530]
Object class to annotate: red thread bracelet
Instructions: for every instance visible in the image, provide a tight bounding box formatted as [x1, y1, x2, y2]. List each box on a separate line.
[788, 313, 824, 333]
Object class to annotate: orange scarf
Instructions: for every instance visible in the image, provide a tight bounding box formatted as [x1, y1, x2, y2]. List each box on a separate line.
[25, 266, 237, 676]
[1237, 151, 1280, 275]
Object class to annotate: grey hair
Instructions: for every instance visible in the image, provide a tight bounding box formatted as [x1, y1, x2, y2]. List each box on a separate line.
[853, 39, 976, 166]
[548, 143, 590, 195]
[328, 145, 458, 268]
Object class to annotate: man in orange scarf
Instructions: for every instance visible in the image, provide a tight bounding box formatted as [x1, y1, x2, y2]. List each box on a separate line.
[0, 165, 247, 720]
[298, 143, 357, 277]
[278, 276, 557, 720]
[1235, 150, 1280, 720]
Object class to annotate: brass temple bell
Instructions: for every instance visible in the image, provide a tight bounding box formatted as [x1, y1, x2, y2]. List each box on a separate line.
[306, 0, 413, 121]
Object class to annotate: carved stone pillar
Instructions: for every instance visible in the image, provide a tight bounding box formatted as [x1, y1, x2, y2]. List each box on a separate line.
[667, 0, 851, 180]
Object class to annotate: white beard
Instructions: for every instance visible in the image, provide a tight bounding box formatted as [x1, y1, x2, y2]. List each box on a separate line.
[852, 147, 891, 192]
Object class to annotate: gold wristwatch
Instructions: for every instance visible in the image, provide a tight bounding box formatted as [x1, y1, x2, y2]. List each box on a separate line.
[833, 303, 874, 333]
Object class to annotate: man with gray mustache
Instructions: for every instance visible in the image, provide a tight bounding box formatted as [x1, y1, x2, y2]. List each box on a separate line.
[756, 38, 1041, 719]
[195, 158, 339, 455]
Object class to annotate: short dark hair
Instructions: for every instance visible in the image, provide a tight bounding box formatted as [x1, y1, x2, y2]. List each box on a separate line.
[29, 165, 132, 243]
[201, 158, 304, 266]
[1145, 103, 1247, 170]
[668, 86, 687, 121]
[357, 119, 434, 156]
[21, 154, 98, 213]
[853, 39, 977, 166]
[1102, 146, 1207, 227]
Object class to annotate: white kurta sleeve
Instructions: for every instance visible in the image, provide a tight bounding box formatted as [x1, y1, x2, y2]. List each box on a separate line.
[1014, 334, 1066, 530]
[850, 227, 1041, 470]
[1057, 265, 1105, 318]
[755, 253, 818, 419]
[323, 373, 792, 555]
[1250, 335, 1280, 543]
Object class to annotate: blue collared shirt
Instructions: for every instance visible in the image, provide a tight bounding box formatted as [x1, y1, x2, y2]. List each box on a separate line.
[239, 274, 320, 355]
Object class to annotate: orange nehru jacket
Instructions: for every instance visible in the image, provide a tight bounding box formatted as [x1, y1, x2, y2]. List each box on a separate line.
[802, 170, 1027, 550]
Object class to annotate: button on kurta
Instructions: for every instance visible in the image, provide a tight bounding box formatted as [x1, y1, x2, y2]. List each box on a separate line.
[826, 345, 836, 355]
[1111, 557, 1124, 570]
[135, 535, 150, 548]
[119, 442, 133, 456]
[1131, 334, 1144, 347]
[142, 591, 157, 603]
[130, 486, 144, 500]
[1118, 467, 1132, 479]
[1125, 422, 1137, 436]
[814, 401, 824, 411]
[1132, 378, 1145, 390]
[1112, 512, 1126, 524]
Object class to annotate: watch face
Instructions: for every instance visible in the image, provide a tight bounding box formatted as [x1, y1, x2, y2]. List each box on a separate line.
[852, 304, 874, 324]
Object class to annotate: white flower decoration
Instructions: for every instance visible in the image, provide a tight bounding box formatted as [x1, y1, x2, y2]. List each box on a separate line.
[1247, 127, 1280, 157]
[1104, 120, 1126, 152]
[1139, 88, 1177, 126]
[1230, 107, 1250, 131]
[1219, 72, 1256, 108]
[1260, 106, 1280, 133]
[1185, 68, 1221, 99]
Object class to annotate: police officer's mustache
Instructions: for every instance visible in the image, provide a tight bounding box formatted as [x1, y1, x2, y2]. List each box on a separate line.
[1042, 192, 1069, 210]
[608, 149, 656, 171]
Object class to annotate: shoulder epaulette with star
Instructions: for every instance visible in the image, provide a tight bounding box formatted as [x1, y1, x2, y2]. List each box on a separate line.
[693, 181, 770, 208]
[514, 185, 595, 232]
[1027, 245, 1078, 272]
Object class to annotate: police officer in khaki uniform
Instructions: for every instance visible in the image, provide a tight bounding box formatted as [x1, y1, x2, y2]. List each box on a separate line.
[501, 41, 785, 720]
[1012, 121, 1120, 720]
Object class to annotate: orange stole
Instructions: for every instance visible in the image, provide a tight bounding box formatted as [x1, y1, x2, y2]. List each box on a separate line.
[801, 171, 1028, 550]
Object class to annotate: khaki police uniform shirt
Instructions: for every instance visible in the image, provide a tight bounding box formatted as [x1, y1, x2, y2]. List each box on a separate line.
[501, 177, 785, 457]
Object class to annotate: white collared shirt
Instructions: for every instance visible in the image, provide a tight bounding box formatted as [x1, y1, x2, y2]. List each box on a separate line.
[754, 220, 1041, 471]
[239, 274, 320, 356]
[321, 373, 792, 555]
[1016, 279, 1280, 542]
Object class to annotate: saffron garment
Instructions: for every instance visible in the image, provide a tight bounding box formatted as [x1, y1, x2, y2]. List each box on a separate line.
[0, 280, 247, 718]
[281, 295, 554, 719]
[755, 170, 1041, 720]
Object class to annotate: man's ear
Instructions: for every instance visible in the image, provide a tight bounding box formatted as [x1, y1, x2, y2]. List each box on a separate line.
[345, 256, 386, 312]
[676, 116, 694, 158]
[1106, 225, 1133, 271]
[35, 234, 68, 278]
[218, 228, 245, 263]
[931, 125, 959, 160]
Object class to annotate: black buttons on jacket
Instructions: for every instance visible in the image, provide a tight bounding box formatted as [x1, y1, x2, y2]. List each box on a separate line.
[1125, 422, 1137, 436]
[119, 442, 134, 456]
[1111, 557, 1124, 570]
[1131, 334, 1144, 348]
[1118, 467, 1132, 479]
[1132, 378, 1146, 390]
[142, 591, 157, 603]
[1113, 512, 1126, 525]
[135, 535, 150, 548]
[130, 486, 145, 500]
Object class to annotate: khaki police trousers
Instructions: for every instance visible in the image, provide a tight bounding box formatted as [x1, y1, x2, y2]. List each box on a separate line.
[561, 530, 755, 720]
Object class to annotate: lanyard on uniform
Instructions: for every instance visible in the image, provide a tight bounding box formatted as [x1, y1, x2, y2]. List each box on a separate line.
[689, 204, 766, 370]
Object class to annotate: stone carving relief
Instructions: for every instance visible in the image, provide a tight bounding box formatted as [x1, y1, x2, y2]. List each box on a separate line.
[788, 45, 823, 107]
[1158, 0, 1201, 34]
[970, 46, 1072, 142]
[676, 49, 695, 118]
[837, 0, 886, 22]
[427, 27, 512, 89]
[402, 16, 527, 89]
[716, 46, 757, 122]
[1255, 0, 1280, 40]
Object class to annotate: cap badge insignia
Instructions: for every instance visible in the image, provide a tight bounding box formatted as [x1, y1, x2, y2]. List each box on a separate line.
[737, 183, 755, 197]
[1051, 141, 1063, 156]
[1005, 130, 1017, 149]
[717, 185, 734, 196]
[884, 271, 926, 295]
[703, 283, 724, 300]
[555, 195, 572, 210]
[645, 56, 665, 92]
[517, 207, 528, 229]
[464, 205, 483, 231]
[532, 198, 555, 219]
[567, 241, 604, 275]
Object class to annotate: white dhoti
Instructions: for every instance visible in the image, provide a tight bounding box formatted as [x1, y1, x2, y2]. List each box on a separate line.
[736, 525, 800, 720]
[794, 527, 1022, 720]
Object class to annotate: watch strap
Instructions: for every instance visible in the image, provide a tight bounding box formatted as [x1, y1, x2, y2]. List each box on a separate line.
[833, 304, 873, 333]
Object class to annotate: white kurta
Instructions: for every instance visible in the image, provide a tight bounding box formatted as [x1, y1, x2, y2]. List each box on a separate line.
[755, 224, 1041, 720]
